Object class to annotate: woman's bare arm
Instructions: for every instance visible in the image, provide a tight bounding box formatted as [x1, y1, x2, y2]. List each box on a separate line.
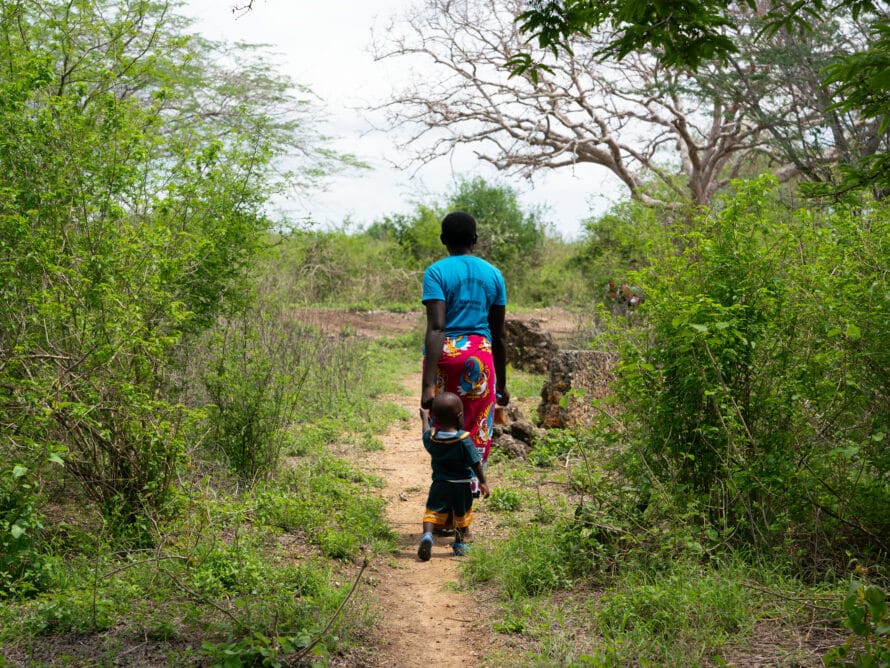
[421, 300, 446, 408]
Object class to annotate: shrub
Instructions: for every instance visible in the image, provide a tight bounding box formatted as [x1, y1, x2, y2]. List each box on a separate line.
[824, 580, 890, 667]
[615, 176, 890, 569]
[0, 463, 58, 597]
[203, 313, 315, 481]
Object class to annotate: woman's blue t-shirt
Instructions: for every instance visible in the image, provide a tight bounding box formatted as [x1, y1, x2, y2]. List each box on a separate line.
[422, 255, 507, 339]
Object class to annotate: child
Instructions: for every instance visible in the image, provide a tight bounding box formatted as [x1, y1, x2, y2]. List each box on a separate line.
[418, 392, 490, 561]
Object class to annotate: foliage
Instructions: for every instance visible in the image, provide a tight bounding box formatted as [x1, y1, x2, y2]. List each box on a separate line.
[571, 198, 663, 300]
[0, 458, 387, 659]
[488, 487, 523, 512]
[528, 429, 588, 467]
[465, 524, 573, 597]
[822, 19, 890, 196]
[266, 228, 422, 307]
[825, 580, 890, 667]
[251, 462, 392, 562]
[512, 0, 736, 74]
[516, 235, 600, 306]
[0, 464, 58, 598]
[0, 0, 350, 536]
[202, 310, 327, 481]
[447, 176, 548, 276]
[277, 175, 584, 308]
[365, 203, 444, 269]
[513, 0, 881, 71]
[200, 630, 322, 667]
[584, 561, 755, 665]
[614, 176, 890, 567]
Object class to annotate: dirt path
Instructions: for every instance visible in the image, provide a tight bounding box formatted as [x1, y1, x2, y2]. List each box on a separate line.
[365, 370, 492, 667]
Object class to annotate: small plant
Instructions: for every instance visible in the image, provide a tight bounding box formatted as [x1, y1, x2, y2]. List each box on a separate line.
[191, 546, 265, 596]
[824, 580, 890, 667]
[200, 630, 318, 667]
[360, 433, 384, 451]
[0, 462, 58, 597]
[528, 430, 582, 467]
[488, 487, 522, 512]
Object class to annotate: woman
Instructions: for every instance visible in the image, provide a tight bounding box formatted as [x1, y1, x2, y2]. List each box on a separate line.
[421, 211, 509, 478]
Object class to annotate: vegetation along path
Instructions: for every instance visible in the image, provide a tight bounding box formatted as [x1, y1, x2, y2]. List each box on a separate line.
[363, 368, 495, 667]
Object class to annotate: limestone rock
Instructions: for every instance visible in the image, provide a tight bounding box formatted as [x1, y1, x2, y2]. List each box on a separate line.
[505, 319, 557, 375]
[491, 404, 540, 458]
[537, 350, 616, 429]
[494, 433, 530, 459]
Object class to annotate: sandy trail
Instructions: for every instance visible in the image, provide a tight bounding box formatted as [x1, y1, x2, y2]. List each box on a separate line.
[365, 371, 491, 667]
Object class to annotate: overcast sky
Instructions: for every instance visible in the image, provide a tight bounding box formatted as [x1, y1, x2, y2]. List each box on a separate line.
[182, 0, 623, 239]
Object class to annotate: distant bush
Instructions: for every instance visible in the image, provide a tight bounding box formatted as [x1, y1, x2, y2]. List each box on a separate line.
[266, 229, 420, 307]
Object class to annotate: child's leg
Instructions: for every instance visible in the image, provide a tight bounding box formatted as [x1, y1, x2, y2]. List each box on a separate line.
[451, 498, 473, 555]
[420, 482, 450, 562]
[418, 521, 434, 561]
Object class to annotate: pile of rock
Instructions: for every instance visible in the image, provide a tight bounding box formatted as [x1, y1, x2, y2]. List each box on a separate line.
[493, 318, 617, 458]
[491, 404, 540, 459]
[537, 350, 617, 429]
[504, 319, 557, 375]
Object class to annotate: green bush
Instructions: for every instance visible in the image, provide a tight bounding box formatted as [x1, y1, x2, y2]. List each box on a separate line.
[615, 176, 890, 568]
[203, 314, 315, 480]
[825, 580, 890, 667]
[0, 0, 339, 536]
[0, 463, 58, 597]
[266, 228, 421, 307]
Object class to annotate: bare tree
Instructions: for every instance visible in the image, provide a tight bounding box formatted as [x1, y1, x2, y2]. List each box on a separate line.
[374, 0, 774, 208]
[374, 0, 881, 207]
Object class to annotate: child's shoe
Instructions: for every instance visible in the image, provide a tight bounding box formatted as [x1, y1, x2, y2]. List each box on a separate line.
[417, 533, 433, 561]
[451, 542, 470, 556]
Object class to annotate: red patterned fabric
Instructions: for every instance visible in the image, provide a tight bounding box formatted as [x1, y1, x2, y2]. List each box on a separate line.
[425, 334, 496, 463]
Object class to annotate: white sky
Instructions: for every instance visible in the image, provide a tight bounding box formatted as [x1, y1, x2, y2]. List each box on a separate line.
[182, 0, 624, 239]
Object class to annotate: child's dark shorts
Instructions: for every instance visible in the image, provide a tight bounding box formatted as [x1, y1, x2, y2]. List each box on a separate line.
[422, 480, 474, 529]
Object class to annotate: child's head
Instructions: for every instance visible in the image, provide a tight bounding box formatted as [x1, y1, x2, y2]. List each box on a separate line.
[430, 392, 464, 430]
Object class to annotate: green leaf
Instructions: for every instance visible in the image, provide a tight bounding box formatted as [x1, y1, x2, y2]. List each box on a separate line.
[845, 323, 862, 341]
[10, 524, 25, 539]
[12, 465, 28, 479]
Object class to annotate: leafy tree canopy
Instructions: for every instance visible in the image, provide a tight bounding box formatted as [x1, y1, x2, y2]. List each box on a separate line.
[513, 0, 882, 71]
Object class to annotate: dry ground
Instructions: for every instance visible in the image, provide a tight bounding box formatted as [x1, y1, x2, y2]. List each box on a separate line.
[358, 369, 498, 668]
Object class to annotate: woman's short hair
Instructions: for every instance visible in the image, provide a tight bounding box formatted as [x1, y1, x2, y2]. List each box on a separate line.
[440, 211, 477, 247]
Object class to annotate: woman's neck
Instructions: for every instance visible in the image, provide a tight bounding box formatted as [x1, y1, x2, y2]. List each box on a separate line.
[446, 246, 473, 256]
